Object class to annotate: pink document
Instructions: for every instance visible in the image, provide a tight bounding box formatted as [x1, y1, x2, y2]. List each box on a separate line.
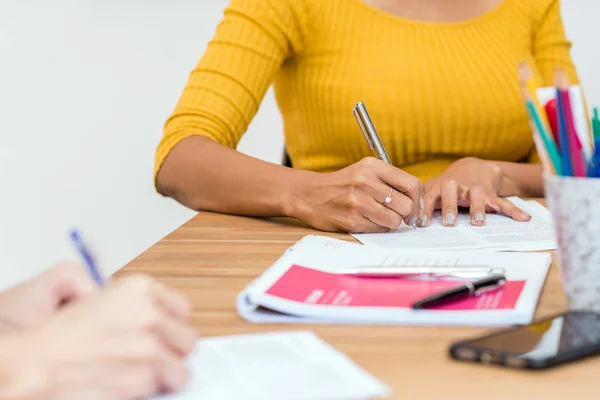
[266, 265, 525, 311]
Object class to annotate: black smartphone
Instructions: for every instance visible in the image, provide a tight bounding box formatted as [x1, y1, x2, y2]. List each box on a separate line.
[449, 310, 600, 369]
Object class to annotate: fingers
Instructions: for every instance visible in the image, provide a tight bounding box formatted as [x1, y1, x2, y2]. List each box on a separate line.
[157, 346, 190, 393]
[363, 197, 406, 230]
[440, 180, 459, 227]
[372, 182, 416, 226]
[468, 186, 488, 226]
[130, 335, 189, 396]
[418, 185, 439, 227]
[343, 192, 403, 232]
[45, 261, 99, 308]
[125, 277, 194, 393]
[152, 282, 192, 320]
[487, 197, 532, 222]
[351, 216, 391, 233]
[342, 158, 421, 232]
[374, 160, 422, 222]
[155, 313, 197, 357]
[111, 276, 196, 353]
[123, 278, 195, 356]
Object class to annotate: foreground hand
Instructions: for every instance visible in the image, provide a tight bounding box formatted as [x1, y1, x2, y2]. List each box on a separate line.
[15, 274, 196, 400]
[290, 157, 422, 233]
[418, 157, 531, 227]
[0, 262, 97, 334]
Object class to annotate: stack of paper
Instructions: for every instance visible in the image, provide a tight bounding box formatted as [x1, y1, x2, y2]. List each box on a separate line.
[352, 197, 556, 251]
[153, 331, 390, 400]
[236, 235, 551, 326]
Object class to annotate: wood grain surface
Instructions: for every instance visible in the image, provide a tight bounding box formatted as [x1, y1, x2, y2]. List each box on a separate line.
[118, 202, 597, 399]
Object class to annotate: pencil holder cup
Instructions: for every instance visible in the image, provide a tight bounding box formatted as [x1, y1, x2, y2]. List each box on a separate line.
[544, 173, 600, 311]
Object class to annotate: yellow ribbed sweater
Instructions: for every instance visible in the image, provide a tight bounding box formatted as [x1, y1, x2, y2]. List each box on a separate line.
[156, 0, 579, 182]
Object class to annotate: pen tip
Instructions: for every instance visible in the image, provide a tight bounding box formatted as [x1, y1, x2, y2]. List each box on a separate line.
[68, 229, 81, 241]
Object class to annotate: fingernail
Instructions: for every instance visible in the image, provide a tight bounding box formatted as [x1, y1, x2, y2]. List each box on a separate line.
[408, 217, 417, 228]
[474, 213, 485, 223]
[443, 214, 456, 227]
[417, 215, 428, 228]
[523, 210, 531, 218]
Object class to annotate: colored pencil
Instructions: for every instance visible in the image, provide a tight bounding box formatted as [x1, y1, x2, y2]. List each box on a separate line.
[556, 70, 586, 177]
[518, 62, 562, 175]
[526, 100, 561, 175]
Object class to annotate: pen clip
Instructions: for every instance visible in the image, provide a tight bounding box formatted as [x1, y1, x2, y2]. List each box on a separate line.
[446, 267, 506, 279]
[353, 104, 375, 149]
[474, 278, 506, 296]
[338, 265, 505, 280]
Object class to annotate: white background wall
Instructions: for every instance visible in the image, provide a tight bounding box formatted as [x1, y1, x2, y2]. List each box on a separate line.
[0, 0, 597, 290]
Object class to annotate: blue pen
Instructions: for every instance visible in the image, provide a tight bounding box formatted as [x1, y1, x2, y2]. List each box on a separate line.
[590, 138, 600, 178]
[69, 229, 104, 285]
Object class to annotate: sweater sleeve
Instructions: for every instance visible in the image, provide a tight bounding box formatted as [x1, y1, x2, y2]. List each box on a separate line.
[532, 0, 579, 86]
[527, 0, 580, 164]
[154, 0, 306, 179]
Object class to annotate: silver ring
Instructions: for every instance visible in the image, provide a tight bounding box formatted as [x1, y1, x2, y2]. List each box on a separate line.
[383, 186, 393, 204]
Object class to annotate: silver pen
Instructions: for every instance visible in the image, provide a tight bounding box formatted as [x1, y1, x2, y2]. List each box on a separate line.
[337, 266, 505, 279]
[352, 101, 425, 212]
[352, 101, 391, 164]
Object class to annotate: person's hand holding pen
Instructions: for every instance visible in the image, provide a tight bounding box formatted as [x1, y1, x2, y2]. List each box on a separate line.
[0, 232, 195, 400]
[288, 102, 422, 233]
[290, 157, 422, 233]
[0, 274, 195, 400]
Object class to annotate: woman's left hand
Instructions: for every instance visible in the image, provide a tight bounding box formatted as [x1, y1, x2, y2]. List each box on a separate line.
[417, 157, 532, 227]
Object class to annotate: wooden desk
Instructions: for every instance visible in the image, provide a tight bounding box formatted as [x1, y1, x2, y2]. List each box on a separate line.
[120, 208, 597, 400]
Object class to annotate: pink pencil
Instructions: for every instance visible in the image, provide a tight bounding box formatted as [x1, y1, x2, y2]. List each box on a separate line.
[557, 74, 586, 177]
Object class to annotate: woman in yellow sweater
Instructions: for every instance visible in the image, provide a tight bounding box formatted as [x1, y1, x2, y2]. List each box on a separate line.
[155, 0, 578, 233]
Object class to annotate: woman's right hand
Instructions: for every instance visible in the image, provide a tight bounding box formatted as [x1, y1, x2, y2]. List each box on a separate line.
[288, 157, 422, 233]
[12, 274, 196, 400]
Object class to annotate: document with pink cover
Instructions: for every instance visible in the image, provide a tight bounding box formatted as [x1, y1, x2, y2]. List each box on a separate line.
[236, 236, 550, 326]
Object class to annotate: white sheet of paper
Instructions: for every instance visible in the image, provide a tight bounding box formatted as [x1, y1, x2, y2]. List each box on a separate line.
[152, 331, 390, 400]
[352, 197, 556, 251]
[520, 318, 563, 360]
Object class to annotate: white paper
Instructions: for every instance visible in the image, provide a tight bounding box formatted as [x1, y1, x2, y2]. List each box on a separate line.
[520, 318, 563, 360]
[237, 236, 551, 327]
[351, 197, 556, 252]
[153, 331, 390, 400]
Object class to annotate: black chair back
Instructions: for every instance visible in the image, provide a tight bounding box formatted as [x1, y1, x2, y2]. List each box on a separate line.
[283, 149, 292, 168]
